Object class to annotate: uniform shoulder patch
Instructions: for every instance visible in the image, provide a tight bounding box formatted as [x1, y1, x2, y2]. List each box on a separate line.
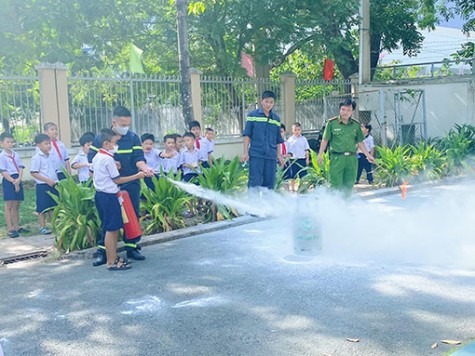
[350, 118, 360, 124]
[328, 116, 338, 121]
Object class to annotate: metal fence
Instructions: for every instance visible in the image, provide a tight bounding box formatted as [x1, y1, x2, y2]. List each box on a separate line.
[295, 79, 352, 131]
[200, 76, 283, 138]
[0, 75, 40, 146]
[373, 59, 473, 81]
[68, 74, 184, 143]
[348, 89, 427, 147]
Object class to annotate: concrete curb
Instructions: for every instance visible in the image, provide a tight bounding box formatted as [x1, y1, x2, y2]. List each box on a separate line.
[63, 215, 261, 260]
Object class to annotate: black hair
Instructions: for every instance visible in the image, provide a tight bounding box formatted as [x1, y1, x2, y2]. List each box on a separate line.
[262, 90, 276, 100]
[113, 105, 131, 118]
[0, 132, 14, 141]
[34, 133, 51, 145]
[79, 132, 95, 146]
[339, 98, 356, 110]
[183, 132, 195, 140]
[163, 134, 176, 143]
[141, 133, 155, 143]
[98, 128, 117, 147]
[280, 124, 286, 131]
[189, 120, 201, 130]
[292, 122, 301, 128]
[364, 123, 372, 133]
[43, 122, 57, 131]
[205, 127, 214, 133]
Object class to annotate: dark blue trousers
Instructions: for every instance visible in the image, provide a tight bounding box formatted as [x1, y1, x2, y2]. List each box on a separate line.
[97, 180, 141, 253]
[248, 156, 277, 190]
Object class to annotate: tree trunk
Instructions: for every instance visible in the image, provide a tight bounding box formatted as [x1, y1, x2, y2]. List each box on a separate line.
[176, 0, 194, 127]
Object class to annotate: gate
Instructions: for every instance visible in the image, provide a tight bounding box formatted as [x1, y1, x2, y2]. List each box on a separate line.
[324, 89, 427, 147]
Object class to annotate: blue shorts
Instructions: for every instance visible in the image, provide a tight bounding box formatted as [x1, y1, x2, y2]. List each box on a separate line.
[2, 174, 24, 201]
[36, 184, 58, 213]
[290, 158, 308, 179]
[281, 162, 292, 180]
[95, 191, 123, 232]
[183, 173, 198, 183]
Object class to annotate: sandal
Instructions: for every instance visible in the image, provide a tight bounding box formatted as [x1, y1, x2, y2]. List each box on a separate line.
[107, 257, 132, 271]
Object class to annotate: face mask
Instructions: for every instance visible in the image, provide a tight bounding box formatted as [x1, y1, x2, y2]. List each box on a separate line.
[109, 145, 119, 154]
[115, 126, 129, 136]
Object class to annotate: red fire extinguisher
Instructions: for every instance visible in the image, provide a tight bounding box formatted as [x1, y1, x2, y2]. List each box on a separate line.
[117, 190, 142, 240]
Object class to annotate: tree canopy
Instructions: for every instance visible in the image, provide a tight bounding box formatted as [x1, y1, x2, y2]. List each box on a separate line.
[0, 0, 472, 77]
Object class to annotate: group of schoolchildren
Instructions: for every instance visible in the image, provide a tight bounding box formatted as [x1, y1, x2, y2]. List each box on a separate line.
[0, 119, 215, 243]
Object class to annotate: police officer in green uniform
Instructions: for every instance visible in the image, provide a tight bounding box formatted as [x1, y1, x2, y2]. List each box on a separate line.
[317, 98, 374, 195]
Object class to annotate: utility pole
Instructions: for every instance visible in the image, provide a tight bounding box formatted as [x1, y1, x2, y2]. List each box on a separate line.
[176, 0, 194, 127]
[359, 0, 371, 84]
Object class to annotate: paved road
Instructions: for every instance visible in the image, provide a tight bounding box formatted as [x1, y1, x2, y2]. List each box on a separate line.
[1, 182, 475, 356]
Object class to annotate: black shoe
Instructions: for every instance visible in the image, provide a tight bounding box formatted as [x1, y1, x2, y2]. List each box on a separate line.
[92, 252, 107, 267]
[8, 230, 19, 238]
[127, 249, 145, 261]
[18, 227, 30, 234]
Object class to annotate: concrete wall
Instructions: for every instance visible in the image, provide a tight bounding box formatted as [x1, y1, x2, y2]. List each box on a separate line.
[362, 76, 475, 138]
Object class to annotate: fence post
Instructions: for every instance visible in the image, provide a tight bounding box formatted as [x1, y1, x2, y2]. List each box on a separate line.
[190, 68, 203, 124]
[350, 74, 360, 121]
[280, 72, 296, 129]
[36, 63, 71, 147]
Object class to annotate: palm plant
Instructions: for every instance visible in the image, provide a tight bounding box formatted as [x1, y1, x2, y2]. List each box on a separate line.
[140, 171, 194, 233]
[299, 150, 330, 193]
[410, 142, 446, 180]
[50, 173, 101, 253]
[196, 157, 248, 221]
[437, 125, 475, 175]
[375, 145, 413, 187]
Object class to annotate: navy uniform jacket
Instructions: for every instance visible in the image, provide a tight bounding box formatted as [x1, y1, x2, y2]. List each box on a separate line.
[88, 131, 144, 178]
[243, 108, 284, 160]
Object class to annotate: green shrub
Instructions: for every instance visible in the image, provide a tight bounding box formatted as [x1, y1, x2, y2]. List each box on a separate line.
[410, 142, 446, 180]
[437, 124, 475, 175]
[140, 171, 193, 233]
[197, 157, 248, 221]
[51, 174, 101, 253]
[375, 145, 413, 187]
[299, 150, 330, 193]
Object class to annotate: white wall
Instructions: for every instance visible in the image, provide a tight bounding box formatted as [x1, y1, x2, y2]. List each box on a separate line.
[362, 76, 475, 138]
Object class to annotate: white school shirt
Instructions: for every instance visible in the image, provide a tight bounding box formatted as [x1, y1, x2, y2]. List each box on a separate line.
[196, 137, 209, 162]
[92, 150, 120, 194]
[0, 150, 25, 175]
[30, 150, 58, 184]
[358, 134, 375, 153]
[35, 139, 70, 172]
[71, 148, 90, 182]
[144, 148, 161, 174]
[179, 148, 206, 175]
[160, 151, 180, 174]
[287, 135, 310, 159]
[204, 137, 215, 154]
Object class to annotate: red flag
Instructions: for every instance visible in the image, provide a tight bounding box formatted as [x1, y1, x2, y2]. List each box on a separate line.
[323, 58, 335, 81]
[241, 51, 255, 77]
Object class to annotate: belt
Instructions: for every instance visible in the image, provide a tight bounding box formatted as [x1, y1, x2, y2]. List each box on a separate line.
[331, 151, 356, 156]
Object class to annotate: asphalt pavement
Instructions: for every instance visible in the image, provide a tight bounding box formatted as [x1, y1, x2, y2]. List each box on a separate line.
[1, 182, 475, 355]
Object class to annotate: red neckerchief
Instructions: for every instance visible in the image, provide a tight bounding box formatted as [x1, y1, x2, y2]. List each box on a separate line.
[6, 152, 20, 173]
[281, 142, 287, 156]
[195, 138, 201, 149]
[51, 140, 63, 161]
[98, 149, 114, 158]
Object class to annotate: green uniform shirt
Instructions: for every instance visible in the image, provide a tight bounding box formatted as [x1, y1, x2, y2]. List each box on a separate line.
[323, 116, 364, 153]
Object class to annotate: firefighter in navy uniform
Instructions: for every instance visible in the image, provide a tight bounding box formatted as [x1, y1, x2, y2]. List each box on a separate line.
[241, 90, 284, 190]
[88, 106, 154, 266]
